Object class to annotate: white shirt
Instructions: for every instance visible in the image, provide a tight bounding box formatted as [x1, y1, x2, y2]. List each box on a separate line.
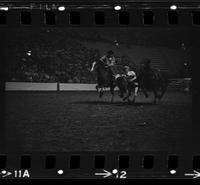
[126, 71, 137, 81]
[127, 71, 136, 77]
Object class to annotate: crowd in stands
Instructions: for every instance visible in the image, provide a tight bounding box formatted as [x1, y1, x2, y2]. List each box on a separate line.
[7, 50, 97, 83]
[5, 28, 192, 83]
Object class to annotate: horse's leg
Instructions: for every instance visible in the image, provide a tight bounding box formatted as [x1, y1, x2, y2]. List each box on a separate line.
[123, 87, 132, 103]
[123, 89, 130, 101]
[158, 83, 167, 101]
[127, 85, 135, 104]
[127, 89, 131, 103]
[152, 88, 158, 104]
[131, 93, 135, 103]
[96, 85, 98, 91]
[118, 88, 125, 99]
[132, 86, 139, 103]
[99, 87, 104, 98]
[110, 86, 114, 103]
[123, 87, 131, 102]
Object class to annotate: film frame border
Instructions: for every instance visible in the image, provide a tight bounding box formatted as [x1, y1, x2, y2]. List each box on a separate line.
[0, 1, 199, 179]
[0, 152, 198, 178]
[0, 2, 200, 27]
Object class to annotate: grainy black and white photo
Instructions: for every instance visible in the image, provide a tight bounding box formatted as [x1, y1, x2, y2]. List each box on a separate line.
[5, 27, 192, 152]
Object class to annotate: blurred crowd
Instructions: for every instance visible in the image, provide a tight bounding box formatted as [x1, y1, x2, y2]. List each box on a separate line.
[5, 28, 192, 83]
[6, 31, 101, 83]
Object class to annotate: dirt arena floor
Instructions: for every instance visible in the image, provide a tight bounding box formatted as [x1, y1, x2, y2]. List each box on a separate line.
[5, 91, 192, 152]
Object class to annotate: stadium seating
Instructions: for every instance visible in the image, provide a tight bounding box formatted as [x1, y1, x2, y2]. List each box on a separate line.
[6, 28, 191, 84]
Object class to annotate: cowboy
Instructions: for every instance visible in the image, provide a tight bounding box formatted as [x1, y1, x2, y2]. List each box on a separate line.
[100, 50, 116, 66]
[123, 65, 139, 97]
[100, 50, 116, 79]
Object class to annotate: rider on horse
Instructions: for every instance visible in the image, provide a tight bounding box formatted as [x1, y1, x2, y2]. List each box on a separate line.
[100, 50, 116, 66]
[90, 50, 117, 95]
[100, 50, 116, 80]
[123, 65, 139, 97]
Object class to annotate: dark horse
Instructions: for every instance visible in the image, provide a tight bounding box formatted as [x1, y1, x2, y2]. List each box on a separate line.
[90, 60, 117, 102]
[137, 66, 169, 103]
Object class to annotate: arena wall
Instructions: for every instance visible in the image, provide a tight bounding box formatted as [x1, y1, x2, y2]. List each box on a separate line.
[5, 82, 98, 91]
[5, 79, 191, 92]
[5, 82, 58, 91]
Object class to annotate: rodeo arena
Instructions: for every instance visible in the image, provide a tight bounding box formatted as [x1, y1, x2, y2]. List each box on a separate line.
[5, 28, 192, 152]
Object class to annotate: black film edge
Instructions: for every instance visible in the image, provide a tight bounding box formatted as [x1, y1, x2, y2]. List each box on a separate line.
[0, 1, 199, 179]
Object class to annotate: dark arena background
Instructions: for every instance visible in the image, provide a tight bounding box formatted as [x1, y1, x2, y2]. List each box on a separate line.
[5, 27, 192, 152]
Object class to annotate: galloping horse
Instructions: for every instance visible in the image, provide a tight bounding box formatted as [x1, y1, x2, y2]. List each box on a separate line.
[137, 66, 169, 103]
[90, 60, 117, 102]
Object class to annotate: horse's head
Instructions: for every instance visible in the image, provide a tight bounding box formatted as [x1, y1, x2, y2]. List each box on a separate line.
[140, 58, 151, 72]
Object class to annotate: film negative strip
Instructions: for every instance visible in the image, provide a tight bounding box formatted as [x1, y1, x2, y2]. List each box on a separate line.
[0, 0, 199, 179]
